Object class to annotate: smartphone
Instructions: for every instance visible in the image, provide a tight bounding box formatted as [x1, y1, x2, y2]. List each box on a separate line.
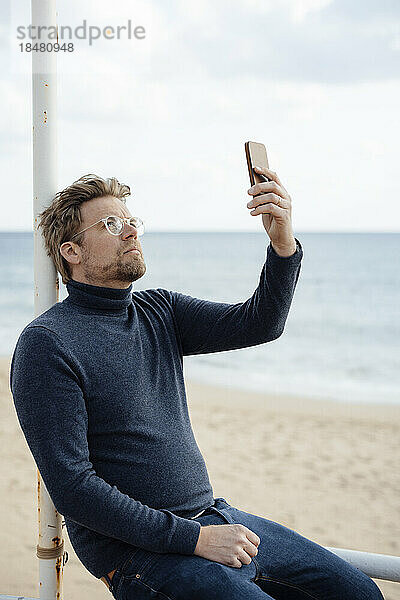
[245, 141, 270, 189]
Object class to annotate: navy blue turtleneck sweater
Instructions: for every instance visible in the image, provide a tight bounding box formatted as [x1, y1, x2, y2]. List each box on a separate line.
[10, 238, 303, 579]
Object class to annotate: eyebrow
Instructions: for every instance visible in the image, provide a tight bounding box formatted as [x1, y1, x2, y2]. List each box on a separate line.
[99, 213, 133, 221]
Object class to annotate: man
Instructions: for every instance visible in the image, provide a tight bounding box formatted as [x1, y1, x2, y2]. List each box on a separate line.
[10, 169, 383, 599]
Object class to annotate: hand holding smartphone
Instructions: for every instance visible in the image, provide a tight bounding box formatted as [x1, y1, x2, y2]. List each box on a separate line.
[244, 141, 297, 256]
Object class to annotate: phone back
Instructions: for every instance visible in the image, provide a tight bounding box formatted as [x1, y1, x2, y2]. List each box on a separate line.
[245, 141, 270, 185]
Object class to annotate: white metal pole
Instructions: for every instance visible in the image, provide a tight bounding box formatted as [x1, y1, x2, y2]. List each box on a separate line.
[31, 1, 65, 599]
[326, 547, 400, 583]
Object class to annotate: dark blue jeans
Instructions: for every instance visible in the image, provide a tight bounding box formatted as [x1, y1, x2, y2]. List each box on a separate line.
[106, 497, 384, 600]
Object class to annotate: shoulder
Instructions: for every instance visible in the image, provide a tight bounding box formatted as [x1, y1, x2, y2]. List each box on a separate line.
[15, 323, 63, 357]
[23, 301, 65, 331]
[132, 287, 174, 311]
[15, 301, 73, 353]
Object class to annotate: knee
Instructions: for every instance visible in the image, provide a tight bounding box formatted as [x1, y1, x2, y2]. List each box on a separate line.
[358, 577, 384, 600]
[340, 573, 384, 600]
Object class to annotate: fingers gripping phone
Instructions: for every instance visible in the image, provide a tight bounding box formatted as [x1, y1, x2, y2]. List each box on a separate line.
[245, 141, 271, 191]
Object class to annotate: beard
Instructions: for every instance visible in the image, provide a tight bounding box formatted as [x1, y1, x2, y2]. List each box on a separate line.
[80, 246, 146, 286]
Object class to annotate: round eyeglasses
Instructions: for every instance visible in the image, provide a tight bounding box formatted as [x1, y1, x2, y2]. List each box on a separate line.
[69, 215, 145, 241]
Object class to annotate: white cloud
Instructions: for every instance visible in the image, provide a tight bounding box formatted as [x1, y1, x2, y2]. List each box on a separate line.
[287, 0, 334, 24]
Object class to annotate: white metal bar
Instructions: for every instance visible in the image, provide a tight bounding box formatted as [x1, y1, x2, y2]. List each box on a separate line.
[0, 596, 38, 600]
[31, 0, 64, 599]
[326, 547, 400, 583]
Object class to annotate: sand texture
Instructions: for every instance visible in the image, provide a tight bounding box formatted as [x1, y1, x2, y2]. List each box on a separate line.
[1, 356, 399, 599]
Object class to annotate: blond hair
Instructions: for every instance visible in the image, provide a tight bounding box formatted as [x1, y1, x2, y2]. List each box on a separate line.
[38, 173, 131, 284]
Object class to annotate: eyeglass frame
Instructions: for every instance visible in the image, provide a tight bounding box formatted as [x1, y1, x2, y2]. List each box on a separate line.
[68, 215, 145, 241]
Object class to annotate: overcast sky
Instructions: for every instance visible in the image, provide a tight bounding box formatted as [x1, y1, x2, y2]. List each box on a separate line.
[1, 0, 399, 232]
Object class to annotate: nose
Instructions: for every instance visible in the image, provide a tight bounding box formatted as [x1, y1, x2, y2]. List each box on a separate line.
[122, 220, 138, 239]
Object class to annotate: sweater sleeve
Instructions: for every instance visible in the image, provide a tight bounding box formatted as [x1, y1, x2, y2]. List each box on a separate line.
[9, 325, 201, 555]
[167, 238, 303, 356]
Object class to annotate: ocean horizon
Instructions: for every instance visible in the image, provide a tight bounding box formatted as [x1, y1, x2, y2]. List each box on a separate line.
[1, 231, 399, 406]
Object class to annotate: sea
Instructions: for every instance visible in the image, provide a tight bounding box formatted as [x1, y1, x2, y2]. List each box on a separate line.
[1, 231, 399, 406]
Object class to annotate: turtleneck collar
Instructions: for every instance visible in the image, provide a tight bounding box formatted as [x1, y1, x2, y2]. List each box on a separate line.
[65, 279, 133, 313]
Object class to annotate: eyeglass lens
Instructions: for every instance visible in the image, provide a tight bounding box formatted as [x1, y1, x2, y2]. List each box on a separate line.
[106, 216, 144, 236]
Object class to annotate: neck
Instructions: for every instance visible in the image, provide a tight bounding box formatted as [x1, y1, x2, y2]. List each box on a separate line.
[65, 278, 133, 314]
[70, 275, 133, 289]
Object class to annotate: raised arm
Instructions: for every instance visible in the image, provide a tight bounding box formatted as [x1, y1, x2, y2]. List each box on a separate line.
[10, 325, 200, 554]
[160, 238, 303, 356]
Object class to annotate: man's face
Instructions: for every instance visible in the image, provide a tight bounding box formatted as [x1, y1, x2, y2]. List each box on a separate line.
[66, 195, 146, 288]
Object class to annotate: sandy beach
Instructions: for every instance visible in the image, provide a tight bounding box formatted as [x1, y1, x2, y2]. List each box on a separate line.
[1, 355, 399, 599]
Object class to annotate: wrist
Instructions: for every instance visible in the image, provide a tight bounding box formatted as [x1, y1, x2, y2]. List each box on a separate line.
[194, 525, 205, 554]
[271, 239, 297, 257]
